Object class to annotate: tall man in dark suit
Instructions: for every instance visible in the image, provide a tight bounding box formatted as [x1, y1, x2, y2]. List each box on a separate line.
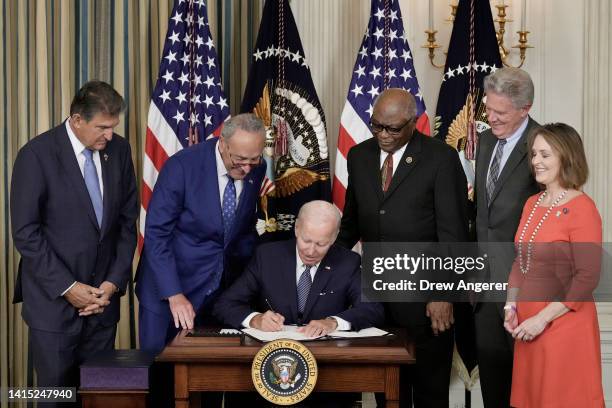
[336, 89, 469, 408]
[136, 113, 266, 354]
[214, 200, 384, 336]
[473, 67, 539, 408]
[10, 81, 138, 403]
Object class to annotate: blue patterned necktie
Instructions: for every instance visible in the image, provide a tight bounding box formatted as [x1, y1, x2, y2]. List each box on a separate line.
[297, 265, 312, 314]
[222, 175, 236, 238]
[82, 149, 103, 227]
[486, 138, 507, 205]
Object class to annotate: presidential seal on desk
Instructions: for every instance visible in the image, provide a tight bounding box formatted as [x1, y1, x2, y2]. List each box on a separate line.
[251, 339, 318, 405]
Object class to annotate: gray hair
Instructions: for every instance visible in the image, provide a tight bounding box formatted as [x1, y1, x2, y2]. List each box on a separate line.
[221, 113, 266, 140]
[483, 67, 534, 109]
[296, 200, 341, 232]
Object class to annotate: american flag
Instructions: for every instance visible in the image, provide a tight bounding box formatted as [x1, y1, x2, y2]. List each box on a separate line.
[139, 0, 229, 248]
[332, 0, 430, 211]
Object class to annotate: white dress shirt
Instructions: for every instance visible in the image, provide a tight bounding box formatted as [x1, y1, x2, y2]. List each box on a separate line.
[215, 140, 243, 206]
[241, 248, 351, 331]
[379, 141, 408, 176]
[66, 119, 104, 197]
[62, 119, 106, 296]
[486, 117, 529, 179]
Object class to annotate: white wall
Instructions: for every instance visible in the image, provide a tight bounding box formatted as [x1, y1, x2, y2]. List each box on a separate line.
[291, 1, 609, 405]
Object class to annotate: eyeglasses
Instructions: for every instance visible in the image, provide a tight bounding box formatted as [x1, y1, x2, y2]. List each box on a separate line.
[370, 119, 414, 136]
[227, 150, 262, 168]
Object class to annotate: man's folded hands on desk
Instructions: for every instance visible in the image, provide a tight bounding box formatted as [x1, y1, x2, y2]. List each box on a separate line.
[250, 310, 338, 338]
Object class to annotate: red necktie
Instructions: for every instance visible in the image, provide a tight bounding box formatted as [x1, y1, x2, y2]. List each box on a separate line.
[381, 153, 393, 192]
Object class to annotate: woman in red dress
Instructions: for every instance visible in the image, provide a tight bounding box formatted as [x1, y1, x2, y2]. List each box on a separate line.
[504, 123, 605, 407]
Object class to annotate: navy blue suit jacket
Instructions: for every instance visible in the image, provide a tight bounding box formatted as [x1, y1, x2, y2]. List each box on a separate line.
[213, 239, 385, 331]
[136, 138, 266, 316]
[10, 122, 138, 333]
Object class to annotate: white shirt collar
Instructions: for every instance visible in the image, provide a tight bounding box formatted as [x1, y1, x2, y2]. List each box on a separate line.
[215, 139, 229, 178]
[295, 246, 321, 272]
[66, 118, 87, 156]
[504, 117, 529, 144]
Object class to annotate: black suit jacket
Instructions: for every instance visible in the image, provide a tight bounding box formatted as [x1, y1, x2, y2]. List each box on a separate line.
[337, 131, 469, 245]
[10, 121, 138, 334]
[213, 240, 384, 331]
[337, 131, 469, 325]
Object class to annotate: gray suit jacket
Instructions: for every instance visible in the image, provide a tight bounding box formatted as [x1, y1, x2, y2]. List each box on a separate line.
[474, 118, 540, 291]
[475, 117, 540, 244]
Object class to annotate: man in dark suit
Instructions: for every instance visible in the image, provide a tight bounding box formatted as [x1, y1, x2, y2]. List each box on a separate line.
[10, 81, 138, 404]
[214, 200, 384, 408]
[336, 89, 469, 408]
[473, 67, 539, 408]
[136, 113, 266, 354]
[214, 200, 384, 335]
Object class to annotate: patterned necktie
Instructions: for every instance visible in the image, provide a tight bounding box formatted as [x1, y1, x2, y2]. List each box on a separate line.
[381, 152, 394, 192]
[82, 149, 103, 227]
[486, 138, 507, 205]
[222, 175, 236, 238]
[297, 265, 312, 314]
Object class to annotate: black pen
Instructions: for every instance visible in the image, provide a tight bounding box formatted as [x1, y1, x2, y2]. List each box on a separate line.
[265, 298, 275, 312]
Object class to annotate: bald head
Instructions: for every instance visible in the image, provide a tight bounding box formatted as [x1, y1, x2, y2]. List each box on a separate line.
[374, 88, 417, 119]
[296, 201, 341, 233]
[371, 89, 417, 153]
[294, 201, 340, 265]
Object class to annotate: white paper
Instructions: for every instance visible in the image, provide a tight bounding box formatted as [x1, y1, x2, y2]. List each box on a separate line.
[242, 326, 388, 342]
[327, 327, 389, 338]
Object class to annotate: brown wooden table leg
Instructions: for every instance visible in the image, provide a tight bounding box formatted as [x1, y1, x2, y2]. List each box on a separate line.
[175, 363, 190, 408]
[385, 365, 400, 408]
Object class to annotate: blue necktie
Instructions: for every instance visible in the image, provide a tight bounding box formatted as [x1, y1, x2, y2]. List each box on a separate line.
[222, 175, 236, 238]
[82, 149, 103, 227]
[297, 265, 312, 314]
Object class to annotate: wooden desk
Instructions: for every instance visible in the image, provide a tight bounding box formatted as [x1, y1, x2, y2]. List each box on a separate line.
[157, 329, 415, 408]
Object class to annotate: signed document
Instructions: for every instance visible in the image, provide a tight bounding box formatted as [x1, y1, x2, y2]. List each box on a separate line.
[242, 325, 389, 342]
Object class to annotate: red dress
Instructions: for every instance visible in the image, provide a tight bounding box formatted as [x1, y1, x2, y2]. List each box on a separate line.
[509, 193, 605, 408]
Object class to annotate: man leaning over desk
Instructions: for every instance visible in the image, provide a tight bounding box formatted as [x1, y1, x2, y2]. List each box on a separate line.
[213, 200, 384, 338]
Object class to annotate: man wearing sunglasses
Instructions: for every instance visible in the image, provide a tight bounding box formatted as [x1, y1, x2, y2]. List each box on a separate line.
[337, 88, 469, 408]
[136, 113, 266, 356]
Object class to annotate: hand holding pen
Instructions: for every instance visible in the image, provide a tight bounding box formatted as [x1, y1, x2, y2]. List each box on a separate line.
[250, 298, 285, 331]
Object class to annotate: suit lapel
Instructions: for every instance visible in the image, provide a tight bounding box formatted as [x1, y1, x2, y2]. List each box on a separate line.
[476, 132, 496, 204]
[56, 124, 100, 231]
[302, 248, 334, 320]
[489, 118, 534, 205]
[383, 131, 422, 201]
[282, 241, 299, 322]
[201, 141, 226, 246]
[99, 147, 112, 237]
[363, 142, 385, 203]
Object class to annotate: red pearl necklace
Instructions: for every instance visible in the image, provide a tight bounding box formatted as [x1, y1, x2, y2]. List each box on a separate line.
[518, 190, 568, 274]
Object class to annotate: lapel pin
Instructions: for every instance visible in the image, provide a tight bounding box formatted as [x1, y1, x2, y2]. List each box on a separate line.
[405, 156, 413, 164]
[103, 153, 109, 162]
[325, 266, 331, 270]
[563, 208, 569, 214]
[248, 179, 253, 184]
[556, 210, 561, 217]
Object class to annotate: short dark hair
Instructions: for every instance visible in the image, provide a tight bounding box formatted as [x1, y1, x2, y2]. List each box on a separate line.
[70, 80, 126, 121]
[527, 123, 589, 189]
